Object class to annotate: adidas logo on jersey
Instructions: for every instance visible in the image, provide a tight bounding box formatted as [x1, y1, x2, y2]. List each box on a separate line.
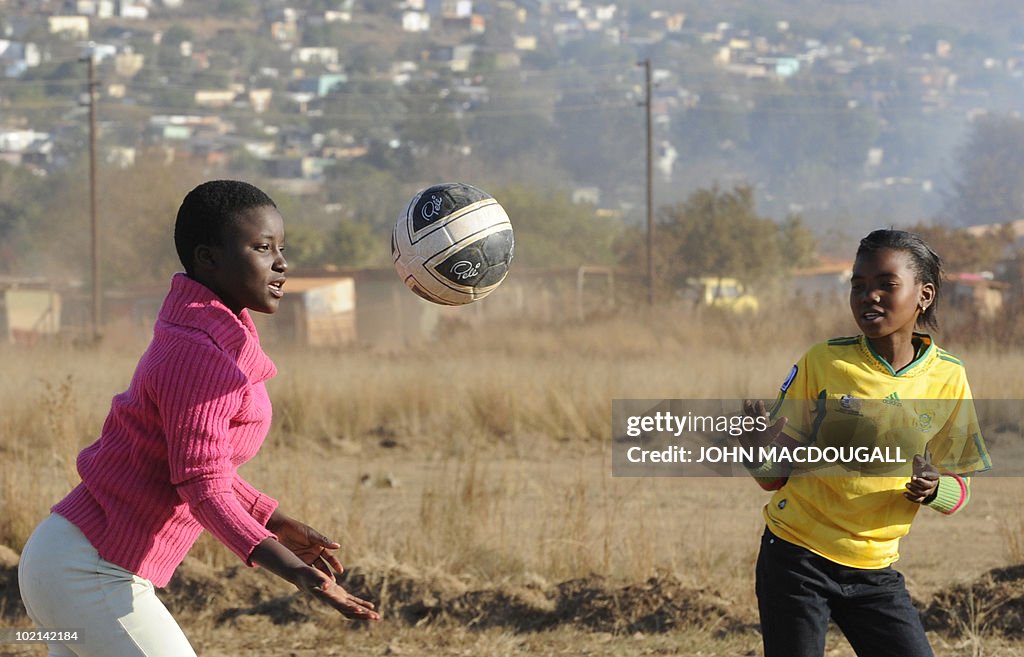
[882, 392, 902, 407]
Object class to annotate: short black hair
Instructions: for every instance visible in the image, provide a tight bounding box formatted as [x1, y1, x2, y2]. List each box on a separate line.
[174, 180, 277, 275]
[856, 229, 943, 331]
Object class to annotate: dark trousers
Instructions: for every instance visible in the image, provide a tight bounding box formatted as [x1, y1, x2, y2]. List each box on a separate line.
[755, 527, 934, 657]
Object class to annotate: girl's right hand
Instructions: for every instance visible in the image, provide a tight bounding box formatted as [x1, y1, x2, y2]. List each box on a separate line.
[904, 448, 940, 504]
[741, 399, 788, 452]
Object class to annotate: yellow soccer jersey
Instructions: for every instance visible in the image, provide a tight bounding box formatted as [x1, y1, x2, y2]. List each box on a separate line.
[764, 333, 990, 569]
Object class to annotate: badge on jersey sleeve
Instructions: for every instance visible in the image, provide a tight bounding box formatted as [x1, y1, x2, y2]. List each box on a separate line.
[780, 365, 798, 392]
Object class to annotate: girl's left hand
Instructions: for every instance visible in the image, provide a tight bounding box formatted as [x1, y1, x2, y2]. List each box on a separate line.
[904, 448, 940, 504]
[304, 570, 381, 621]
[268, 511, 344, 579]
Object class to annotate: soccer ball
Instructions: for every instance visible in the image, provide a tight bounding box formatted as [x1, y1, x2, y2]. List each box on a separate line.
[392, 182, 514, 306]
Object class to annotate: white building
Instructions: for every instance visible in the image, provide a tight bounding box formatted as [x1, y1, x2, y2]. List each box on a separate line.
[442, 0, 472, 18]
[48, 16, 90, 39]
[402, 11, 430, 32]
[0, 130, 50, 153]
[80, 42, 117, 62]
[74, 1, 115, 17]
[119, 2, 150, 19]
[0, 41, 41, 77]
[293, 47, 340, 66]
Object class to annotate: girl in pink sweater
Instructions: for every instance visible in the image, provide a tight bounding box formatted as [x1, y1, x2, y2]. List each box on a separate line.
[19, 180, 379, 657]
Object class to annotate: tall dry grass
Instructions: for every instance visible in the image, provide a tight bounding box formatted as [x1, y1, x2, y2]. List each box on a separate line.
[3, 303, 1023, 596]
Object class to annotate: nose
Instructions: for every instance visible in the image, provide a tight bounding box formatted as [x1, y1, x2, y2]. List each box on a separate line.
[274, 247, 288, 272]
[864, 289, 880, 304]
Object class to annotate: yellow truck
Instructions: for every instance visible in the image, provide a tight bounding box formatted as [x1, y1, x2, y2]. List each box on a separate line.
[685, 276, 759, 313]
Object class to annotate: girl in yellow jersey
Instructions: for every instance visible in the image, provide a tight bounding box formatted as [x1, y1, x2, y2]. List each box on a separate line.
[742, 229, 990, 657]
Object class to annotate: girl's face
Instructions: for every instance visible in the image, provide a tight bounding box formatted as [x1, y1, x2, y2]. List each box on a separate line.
[202, 205, 288, 315]
[850, 247, 934, 341]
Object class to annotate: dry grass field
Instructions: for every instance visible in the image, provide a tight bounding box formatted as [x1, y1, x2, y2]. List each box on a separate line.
[3, 305, 1024, 656]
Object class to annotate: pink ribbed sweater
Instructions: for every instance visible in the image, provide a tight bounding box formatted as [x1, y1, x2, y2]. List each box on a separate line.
[53, 273, 279, 587]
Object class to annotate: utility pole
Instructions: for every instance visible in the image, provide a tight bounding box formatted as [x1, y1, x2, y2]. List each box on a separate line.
[81, 54, 100, 340]
[639, 58, 654, 306]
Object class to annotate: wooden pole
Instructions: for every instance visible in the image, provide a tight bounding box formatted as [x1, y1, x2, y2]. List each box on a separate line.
[642, 59, 654, 306]
[83, 54, 100, 339]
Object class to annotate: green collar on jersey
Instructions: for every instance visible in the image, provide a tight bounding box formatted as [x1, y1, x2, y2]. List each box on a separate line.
[862, 333, 934, 377]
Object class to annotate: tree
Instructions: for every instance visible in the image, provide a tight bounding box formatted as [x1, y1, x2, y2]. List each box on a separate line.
[781, 214, 819, 270]
[946, 114, 1024, 227]
[213, 0, 255, 18]
[903, 221, 1013, 273]
[397, 80, 464, 158]
[322, 161, 407, 231]
[93, 157, 208, 285]
[281, 222, 380, 270]
[161, 24, 194, 48]
[325, 219, 381, 268]
[21, 155, 210, 287]
[0, 162, 46, 274]
[618, 184, 817, 292]
[492, 185, 622, 268]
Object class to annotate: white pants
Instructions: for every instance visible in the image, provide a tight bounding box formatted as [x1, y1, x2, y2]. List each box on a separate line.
[18, 513, 198, 657]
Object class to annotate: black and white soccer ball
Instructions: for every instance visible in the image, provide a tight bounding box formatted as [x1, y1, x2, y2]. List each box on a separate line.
[392, 182, 514, 305]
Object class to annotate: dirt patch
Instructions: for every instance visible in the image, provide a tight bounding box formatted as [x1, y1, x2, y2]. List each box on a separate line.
[923, 564, 1024, 638]
[21, 551, 1024, 640]
[550, 577, 745, 635]
[174, 563, 756, 635]
[163, 557, 314, 626]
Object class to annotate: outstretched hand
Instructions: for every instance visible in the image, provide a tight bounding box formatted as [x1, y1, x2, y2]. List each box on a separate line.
[295, 567, 381, 621]
[741, 399, 788, 452]
[269, 512, 344, 580]
[254, 514, 382, 621]
[904, 448, 940, 504]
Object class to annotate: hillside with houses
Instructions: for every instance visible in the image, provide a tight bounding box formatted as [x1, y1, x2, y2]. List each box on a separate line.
[1, 1, 1024, 301]
[1, 1, 1024, 216]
